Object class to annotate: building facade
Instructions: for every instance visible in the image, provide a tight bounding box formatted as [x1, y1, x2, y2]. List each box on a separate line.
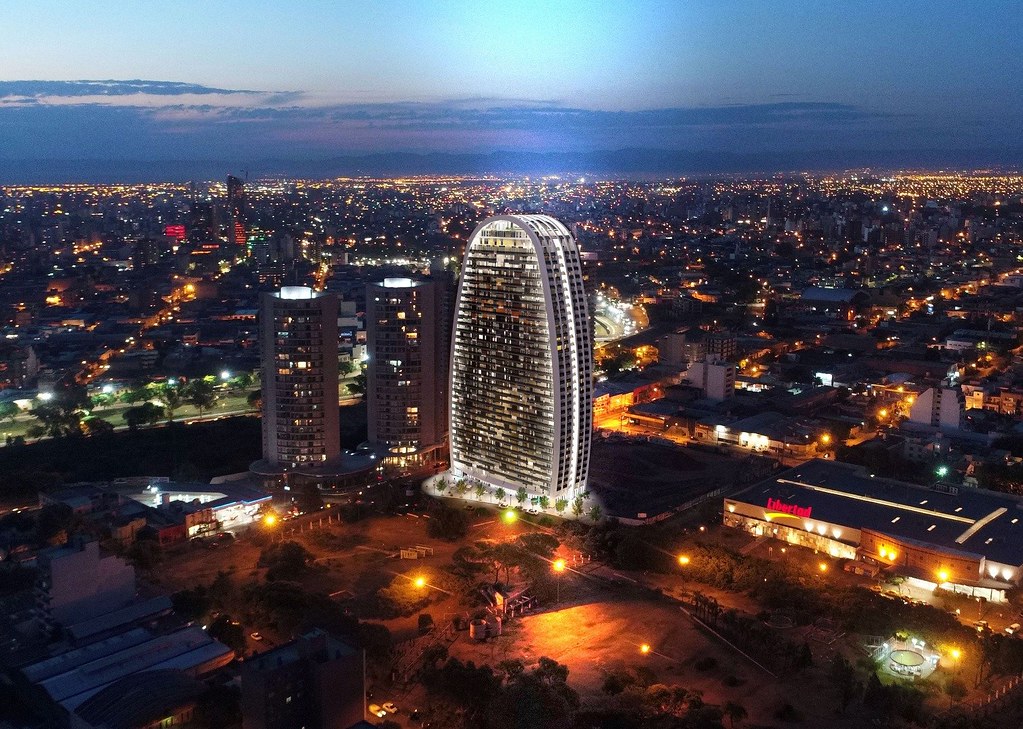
[449, 215, 592, 500]
[241, 629, 364, 729]
[259, 287, 340, 471]
[34, 539, 135, 633]
[226, 174, 247, 246]
[366, 277, 448, 467]
[909, 382, 965, 431]
[723, 459, 1023, 603]
[685, 358, 736, 401]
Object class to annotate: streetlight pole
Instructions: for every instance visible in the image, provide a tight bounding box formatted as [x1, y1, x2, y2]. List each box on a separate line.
[553, 558, 566, 604]
[678, 555, 690, 601]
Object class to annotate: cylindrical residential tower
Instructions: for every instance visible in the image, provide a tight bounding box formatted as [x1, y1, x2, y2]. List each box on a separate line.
[449, 215, 592, 500]
[259, 286, 340, 469]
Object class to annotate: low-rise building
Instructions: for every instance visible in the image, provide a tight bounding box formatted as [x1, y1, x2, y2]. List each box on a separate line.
[724, 459, 1023, 602]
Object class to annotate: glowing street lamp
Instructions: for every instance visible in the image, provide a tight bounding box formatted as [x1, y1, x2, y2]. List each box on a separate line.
[414, 576, 426, 589]
[262, 513, 277, 527]
[639, 643, 651, 655]
[553, 559, 566, 603]
[936, 465, 949, 479]
[938, 569, 950, 584]
[818, 562, 828, 574]
[820, 433, 831, 446]
[503, 509, 518, 524]
[678, 555, 690, 566]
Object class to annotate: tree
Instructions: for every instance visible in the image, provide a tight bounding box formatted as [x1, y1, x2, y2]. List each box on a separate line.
[435, 477, 448, 494]
[206, 614, 246, 653]
[31, 386, 89, 438]
[475, 483, 487, 501]
[724, 700, 747, 728]
[555, 498, 568, 514]
[538, 495, 550, 510]
[347, 372, 367, 396]
[339, 358, 357, 377]
[587, 504, 603, 522]
[259, 541, 313, 581]
[495, 487, 506, 504]
[571, 496, 585, 518]
[171, 586, 211, 622]
[247, 388, 263, 411]
[120, 386, 149, 405]
[944, 677, 967, 708]
[126, 539, 162, 570]
[0, 400, 19, 422]
[124, 402, 163, 429]
[184, 379, 218, 419]
[81, 416, 113, 436]
[227, 372, 253, 391]
[516, 487, 528, 506]
[426, 506, 469, 540]
[794, 641, 813, 670]
[829, 654, 859, 714]
[156, 383, 184, 422]
[455, 479, 469, 497]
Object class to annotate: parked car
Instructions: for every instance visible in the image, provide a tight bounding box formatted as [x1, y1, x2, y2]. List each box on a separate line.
[368, 704, 387, 718]
[382, 702, 398, 713]
[1006, 623, 1021, 635]
[249, 632, 263, 641]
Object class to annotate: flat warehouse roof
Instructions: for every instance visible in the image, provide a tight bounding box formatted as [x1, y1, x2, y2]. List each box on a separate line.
[732, 459, 1023, 566]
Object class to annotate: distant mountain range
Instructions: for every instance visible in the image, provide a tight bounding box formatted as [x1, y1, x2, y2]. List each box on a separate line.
[2, 148, 1021, 183]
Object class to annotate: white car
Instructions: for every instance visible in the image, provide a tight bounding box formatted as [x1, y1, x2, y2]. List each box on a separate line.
[1006, 623, 1021, 635]
[368, 704, 387, 718]
[382, 702, 398, 713]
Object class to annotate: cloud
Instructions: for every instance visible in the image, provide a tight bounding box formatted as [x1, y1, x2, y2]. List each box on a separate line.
[0, 79, 254, 98]
[0, 78, 1008, 163]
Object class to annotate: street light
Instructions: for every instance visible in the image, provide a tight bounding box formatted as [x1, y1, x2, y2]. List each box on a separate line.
[818, 562, 828, 574]
[414, 576, 426, 589]
[553, 559, 566, 603]
[820, 433, 831, 446]
[678, 554, 691, 598]
[938, 569, 950, 584]
[639, 643, 651, 655]
[503, 509, 518, 524]
[263, 513, 277, 527]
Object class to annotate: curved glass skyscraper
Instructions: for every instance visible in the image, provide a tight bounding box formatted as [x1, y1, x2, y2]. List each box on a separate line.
[449, 215, 592, 500]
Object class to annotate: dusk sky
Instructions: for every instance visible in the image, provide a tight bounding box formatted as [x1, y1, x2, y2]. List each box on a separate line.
[1, 0, 1021, 175]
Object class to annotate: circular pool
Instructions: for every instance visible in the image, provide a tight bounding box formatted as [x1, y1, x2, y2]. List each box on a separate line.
[890, 649, 925, 667]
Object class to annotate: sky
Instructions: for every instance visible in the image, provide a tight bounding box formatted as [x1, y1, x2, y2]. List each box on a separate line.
[0, 0, 1021, 177]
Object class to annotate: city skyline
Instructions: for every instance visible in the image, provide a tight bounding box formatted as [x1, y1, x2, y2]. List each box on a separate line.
[0, 1, 1021, 179]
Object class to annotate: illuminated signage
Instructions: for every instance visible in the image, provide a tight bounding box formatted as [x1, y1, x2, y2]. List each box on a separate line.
[165, 224, 186, 241]
[766, 497, 812, 519]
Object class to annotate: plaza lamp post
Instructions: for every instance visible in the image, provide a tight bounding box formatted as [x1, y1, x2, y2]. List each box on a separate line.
[951, 648, 962, 677]
[410, 574, 454, 597]
[553, 558, 566, 603]
[678, 554, 690, 598]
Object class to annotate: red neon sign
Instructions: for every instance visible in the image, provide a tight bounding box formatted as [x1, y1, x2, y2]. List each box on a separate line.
[766, 497, 812, 519]
[165, 224, 186, 241]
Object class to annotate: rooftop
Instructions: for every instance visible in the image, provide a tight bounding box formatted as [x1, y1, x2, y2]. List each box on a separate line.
[734, 459, 1023, 567]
